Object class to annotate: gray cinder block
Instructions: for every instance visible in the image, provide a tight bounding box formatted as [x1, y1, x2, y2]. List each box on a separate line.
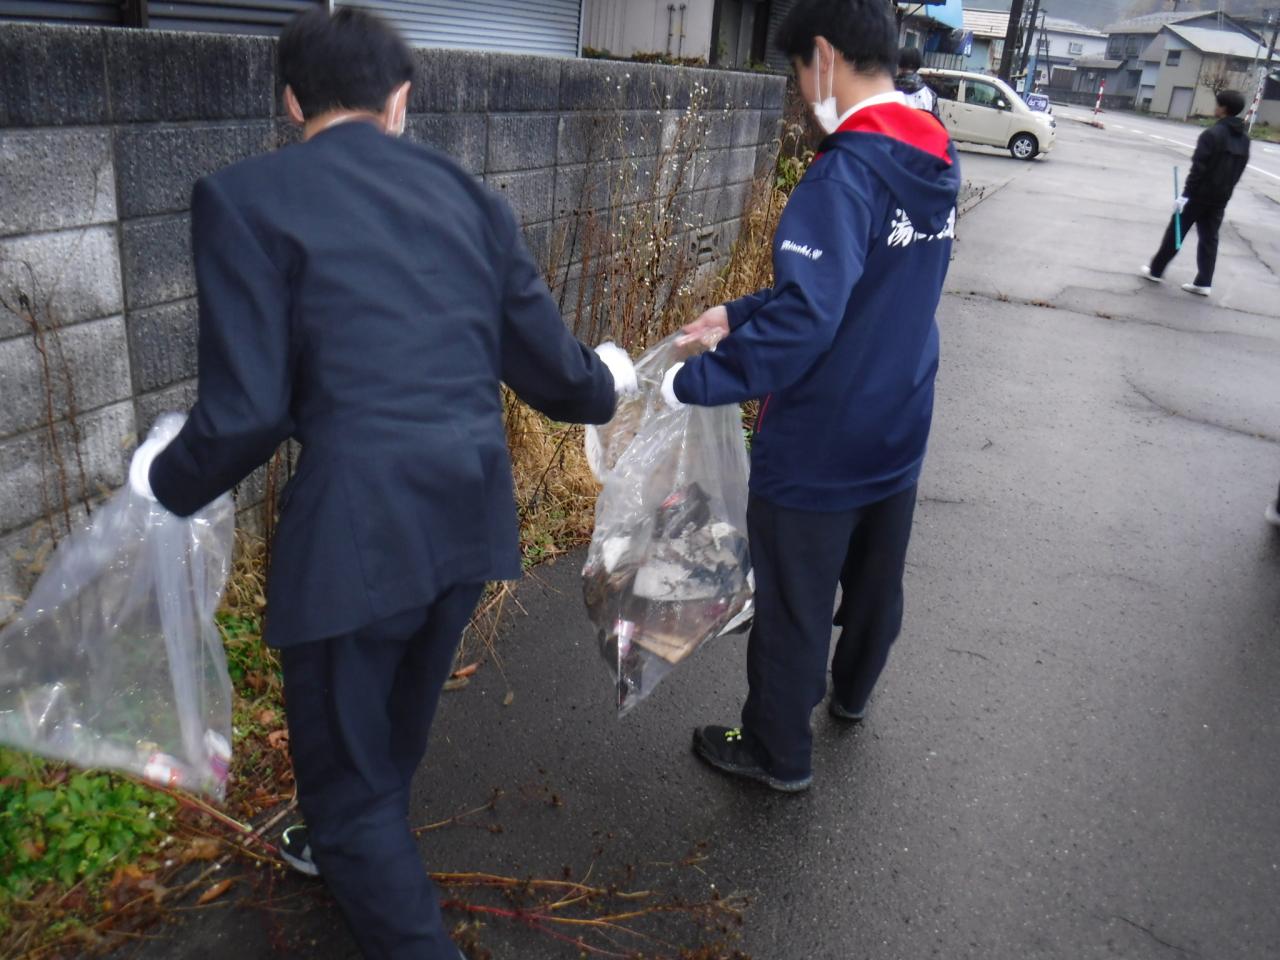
[0, 25, 110, 127]
[127, 299, 198, 394]
[407, 114, 486, 176]
[409, 48, 488, 114]
[114, 123, 276, 220]
[489, 54, 562, 112]
[0, 399, 134, 537]
[486, 113, 559, 174]
[105, 30, 274, 122]
[488, 168, 556, 227]
[0, 226, 123, 340]
[0, 315, 132, 442]
[120, 215, 194, 311]
[0, 129, 116, 238]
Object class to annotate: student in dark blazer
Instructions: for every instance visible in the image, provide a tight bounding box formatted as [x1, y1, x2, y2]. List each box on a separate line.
[127, 9, 635, 958]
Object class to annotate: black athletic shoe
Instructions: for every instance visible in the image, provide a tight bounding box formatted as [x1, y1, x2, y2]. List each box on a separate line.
[827, 698, 866, 723]
[691, 725, 812, 793]
[280, 823, 320, 877]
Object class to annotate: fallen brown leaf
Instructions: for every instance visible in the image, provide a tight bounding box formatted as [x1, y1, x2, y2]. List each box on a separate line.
[502, 691, 515, 707]
[196, 879, 234, 905]
[257, 709, 278, 726]
[451, 662, 480, 679]
[267, 730, 289, 750]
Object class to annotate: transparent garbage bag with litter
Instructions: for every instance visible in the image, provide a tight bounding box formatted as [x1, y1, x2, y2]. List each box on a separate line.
[583, 333, 753, 716]
[0, 414, 236, 798]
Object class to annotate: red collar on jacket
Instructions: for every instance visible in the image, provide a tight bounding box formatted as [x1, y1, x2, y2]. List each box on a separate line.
[828, 102, 952, 165]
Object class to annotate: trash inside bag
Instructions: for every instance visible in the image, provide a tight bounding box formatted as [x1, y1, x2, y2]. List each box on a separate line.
[0, 415, 235, 798]
[584, 334, 753, 716]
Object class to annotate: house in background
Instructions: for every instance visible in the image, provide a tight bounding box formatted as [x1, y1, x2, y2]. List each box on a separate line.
[898, 0, 968, 70]
[1140, 23, 1277, 119]
[962, 6, 1008, 74]
[1025, 16, 1106, 91]
[1096, 10, 1260, 108]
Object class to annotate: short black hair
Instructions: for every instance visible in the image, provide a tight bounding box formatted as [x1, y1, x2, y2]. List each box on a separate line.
[898, 46, 923, 72]
[774, 0, 898, 76]
[1216, 89, 1245, 117]
[279, 7, 414, 119]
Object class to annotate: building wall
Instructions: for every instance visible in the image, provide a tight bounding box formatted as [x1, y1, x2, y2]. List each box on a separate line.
[1150, 42, 1203, 116]
[0, 22, 786, 620]
[582, 0, 715, 59]
[963, 36, 995, 73]
[1039, 28, 1105, 63]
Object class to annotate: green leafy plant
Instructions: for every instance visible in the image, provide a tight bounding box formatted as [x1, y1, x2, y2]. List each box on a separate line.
[0, 749, 175, 903]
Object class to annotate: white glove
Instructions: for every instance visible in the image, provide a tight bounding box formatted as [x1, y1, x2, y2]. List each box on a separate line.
[661, 363, 686, 410]
[128, 413, 186, 502]
[1174, 196, 1188, 214]
[595, 341, 638, 396]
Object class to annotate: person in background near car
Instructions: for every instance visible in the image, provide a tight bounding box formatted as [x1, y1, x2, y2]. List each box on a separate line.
[895, 46, 938, 115]
[667, 0, 959, 793]
[1140, 89, 1250, 297]
[127, 8, 636, 959]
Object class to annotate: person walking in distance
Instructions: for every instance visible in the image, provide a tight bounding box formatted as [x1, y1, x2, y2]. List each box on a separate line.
[895, 46, 938, 115]
[1140, 89, 1250, 297]
[126, 9, 637, 958]
[665, 0, 959, 792]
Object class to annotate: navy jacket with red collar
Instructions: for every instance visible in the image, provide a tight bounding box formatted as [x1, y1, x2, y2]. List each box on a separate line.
[673, 100, 960, 511]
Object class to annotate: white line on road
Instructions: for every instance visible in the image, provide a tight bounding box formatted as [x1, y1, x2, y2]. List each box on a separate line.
[1125, 128, 1280, 183]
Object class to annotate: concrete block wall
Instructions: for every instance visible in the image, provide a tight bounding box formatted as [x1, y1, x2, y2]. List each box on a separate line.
[0, 22, 785, 618]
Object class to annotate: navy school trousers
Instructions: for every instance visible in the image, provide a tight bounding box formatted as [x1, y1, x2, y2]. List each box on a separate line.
[741, 485, 918, 781]
[280, 583, 483, 960]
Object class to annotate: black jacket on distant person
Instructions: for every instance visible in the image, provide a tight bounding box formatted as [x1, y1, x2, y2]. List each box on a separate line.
[149, 120, 616, 648]
[1184, 115, 1250, 208]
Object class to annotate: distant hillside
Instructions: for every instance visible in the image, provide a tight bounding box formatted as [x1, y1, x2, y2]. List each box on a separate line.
[965, 0, 1271, 29]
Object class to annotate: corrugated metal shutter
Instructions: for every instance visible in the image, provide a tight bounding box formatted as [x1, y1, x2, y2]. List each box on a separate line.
[764, 0, 798, 71]
[0, 0, 123, 26]
[338, 0, 582, 56]
[147, 0, 323, 36]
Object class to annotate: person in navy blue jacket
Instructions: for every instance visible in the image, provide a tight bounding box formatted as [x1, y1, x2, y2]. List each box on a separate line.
[665, 0, 960, 792]
[126, 9, 636, 959]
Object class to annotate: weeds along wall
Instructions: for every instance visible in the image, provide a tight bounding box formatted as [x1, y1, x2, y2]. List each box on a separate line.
[0, 23, 787, 620]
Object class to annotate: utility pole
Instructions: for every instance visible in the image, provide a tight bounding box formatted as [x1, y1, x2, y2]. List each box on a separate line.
[1247, 9, 1279, 131]
[1019, 0, 1044, 93]
[998, 0, 1028, 82]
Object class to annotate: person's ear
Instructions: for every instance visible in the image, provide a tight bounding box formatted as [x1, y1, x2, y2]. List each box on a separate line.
[284, 86, 306, 126]
[385, 81, 411, 136]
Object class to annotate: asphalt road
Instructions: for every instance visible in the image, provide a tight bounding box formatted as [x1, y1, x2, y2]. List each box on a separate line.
[122, 113, 1280, 960]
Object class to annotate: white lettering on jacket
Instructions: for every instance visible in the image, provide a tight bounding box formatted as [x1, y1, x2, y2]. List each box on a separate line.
[780, 239, 824, 260]
[886, 207, 956, 248]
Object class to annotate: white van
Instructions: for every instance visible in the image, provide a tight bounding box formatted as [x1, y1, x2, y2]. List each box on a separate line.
[920, 68, 1057, 161]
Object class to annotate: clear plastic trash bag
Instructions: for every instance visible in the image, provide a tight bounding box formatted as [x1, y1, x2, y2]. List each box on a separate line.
[0, 415, 235, 798]
[584, 334, 753, 716]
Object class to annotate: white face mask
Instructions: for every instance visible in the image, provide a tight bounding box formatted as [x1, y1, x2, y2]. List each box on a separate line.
[386, 87, 407, 137]
[809, 43, 839, 134]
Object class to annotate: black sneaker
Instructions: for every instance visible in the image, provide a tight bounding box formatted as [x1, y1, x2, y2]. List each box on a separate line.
[280, 823, 320, 877]
[691, 726, 811, 793]
[827, 698, 866, 723]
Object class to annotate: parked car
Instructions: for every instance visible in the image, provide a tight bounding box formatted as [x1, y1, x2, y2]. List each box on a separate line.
[920, 69, 1057, 161]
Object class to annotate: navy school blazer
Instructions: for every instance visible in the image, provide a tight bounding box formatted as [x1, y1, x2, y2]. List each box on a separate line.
[150, 120, 616, 647]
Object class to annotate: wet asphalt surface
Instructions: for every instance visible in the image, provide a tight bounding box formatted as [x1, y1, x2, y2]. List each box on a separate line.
[121, 112, 1280, 960]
